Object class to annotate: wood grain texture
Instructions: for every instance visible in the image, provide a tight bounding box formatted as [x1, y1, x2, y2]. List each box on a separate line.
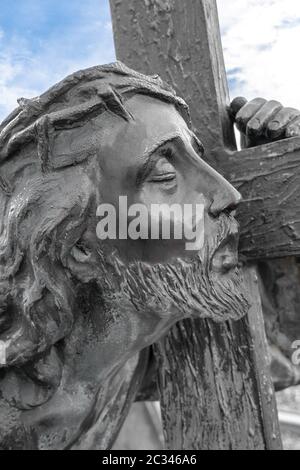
[110, 0, 281, 450]
[154, 316, 267, 450]
[221, 137, 300, 259]
[243, 266, 282, 448]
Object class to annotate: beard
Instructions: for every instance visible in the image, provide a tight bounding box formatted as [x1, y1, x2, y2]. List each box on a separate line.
[97, 213, 249, 323]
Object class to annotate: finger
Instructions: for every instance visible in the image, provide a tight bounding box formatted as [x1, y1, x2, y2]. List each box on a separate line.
[235, 98, 266, 133]
[229, 97, 248, 119]
[246, 100, 282, 137]
[267, 108, 300, 138]
[286, 116, 300, 137]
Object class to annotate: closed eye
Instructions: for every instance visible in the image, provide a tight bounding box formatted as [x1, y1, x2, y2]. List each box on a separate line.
[149, 172, 176, 183]
[136, 139, 179, 185]
[147, 157, 177, 189]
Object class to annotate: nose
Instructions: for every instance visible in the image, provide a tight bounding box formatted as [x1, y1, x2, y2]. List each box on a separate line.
[204, 163, 242, 217]
[209, 177, 241, 216]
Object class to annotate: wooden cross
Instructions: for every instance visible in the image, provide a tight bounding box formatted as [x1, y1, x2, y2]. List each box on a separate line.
[109, 0, 300, 449]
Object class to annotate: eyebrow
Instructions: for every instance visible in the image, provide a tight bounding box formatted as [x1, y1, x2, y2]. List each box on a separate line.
[139, 132, 183, 161]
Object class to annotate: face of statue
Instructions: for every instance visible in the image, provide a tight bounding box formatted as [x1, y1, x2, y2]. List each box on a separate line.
[98, 94, 241, 264]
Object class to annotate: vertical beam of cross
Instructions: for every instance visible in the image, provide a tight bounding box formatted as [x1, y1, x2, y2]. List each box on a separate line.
[109, 0, 282, 449]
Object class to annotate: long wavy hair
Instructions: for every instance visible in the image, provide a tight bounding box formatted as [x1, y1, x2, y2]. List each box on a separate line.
[0, 61, 190, 369]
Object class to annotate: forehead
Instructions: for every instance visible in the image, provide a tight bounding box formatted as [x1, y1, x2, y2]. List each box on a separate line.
[125, 94, 189, 138]
[100, 94, 190, 167]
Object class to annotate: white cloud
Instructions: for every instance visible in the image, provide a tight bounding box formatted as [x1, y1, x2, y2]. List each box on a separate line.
[217, 0, 300, 108]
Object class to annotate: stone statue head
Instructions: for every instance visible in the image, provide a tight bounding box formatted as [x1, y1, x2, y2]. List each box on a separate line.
[0, 62, 249, 449]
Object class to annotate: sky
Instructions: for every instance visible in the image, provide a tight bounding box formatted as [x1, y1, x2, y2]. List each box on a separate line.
[0, 0, 300, 122]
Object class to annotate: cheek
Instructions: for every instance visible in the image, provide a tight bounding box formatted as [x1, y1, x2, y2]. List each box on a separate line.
[138, 184, 177, 206]
[95, 168, 210, 264]
[125, 192, 207, 263]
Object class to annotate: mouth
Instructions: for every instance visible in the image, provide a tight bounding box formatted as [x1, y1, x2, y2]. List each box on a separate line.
[211, 232, 239, 274]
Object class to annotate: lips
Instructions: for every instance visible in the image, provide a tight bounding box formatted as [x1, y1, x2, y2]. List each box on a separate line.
[211, 232, 239, 274]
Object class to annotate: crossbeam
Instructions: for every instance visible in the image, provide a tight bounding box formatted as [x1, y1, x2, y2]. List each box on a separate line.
[223, 138, 300, 259]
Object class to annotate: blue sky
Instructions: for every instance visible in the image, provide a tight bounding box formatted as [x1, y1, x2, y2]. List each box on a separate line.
[0, 0, 115, 119]
[0, 0, 300, 122]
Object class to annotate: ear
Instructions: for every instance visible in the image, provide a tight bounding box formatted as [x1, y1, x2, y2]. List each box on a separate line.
[66, 232, 100, 284]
